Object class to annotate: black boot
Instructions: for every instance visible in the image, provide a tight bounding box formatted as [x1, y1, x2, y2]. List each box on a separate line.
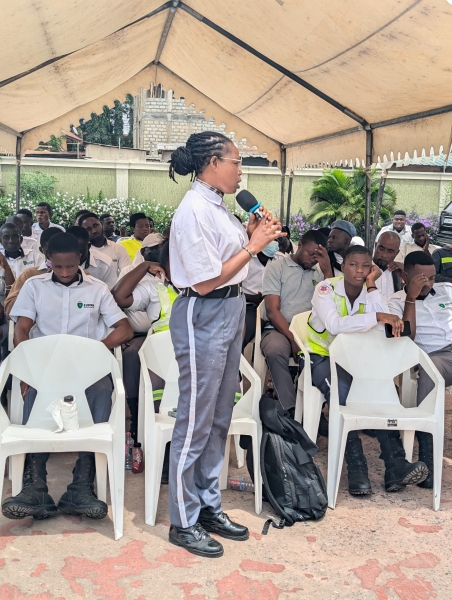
[198, 509, 249, 541]
[345, 435, 372, 495]
[127, 397, 138, 443]
[318, 412, 329, 438]
[377, 431, 428, 492]
[169, 523, 224, 558]
[57, 453, 108, 519]
[416, 431, 434, 489]
[2, 453, 57, 520]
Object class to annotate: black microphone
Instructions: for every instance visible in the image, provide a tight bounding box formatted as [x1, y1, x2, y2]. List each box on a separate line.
[236, 190, 263, 220]
[236, 190, 285, 241]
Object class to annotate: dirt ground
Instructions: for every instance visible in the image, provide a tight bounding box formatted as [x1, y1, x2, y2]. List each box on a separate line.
[0, 398, 451, 600]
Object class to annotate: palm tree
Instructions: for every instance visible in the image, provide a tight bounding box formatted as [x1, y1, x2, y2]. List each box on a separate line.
[308, 167, 397, 229]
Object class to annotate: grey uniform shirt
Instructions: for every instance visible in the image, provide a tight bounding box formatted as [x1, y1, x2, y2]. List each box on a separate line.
[262, 254, 323, 324]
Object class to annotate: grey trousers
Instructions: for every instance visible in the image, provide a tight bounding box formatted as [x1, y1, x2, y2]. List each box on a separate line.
[24, 376, 113, 461]
[168, 294, 245, 529]
[417, 344, 452, 405]
[261, 329, 296, 410]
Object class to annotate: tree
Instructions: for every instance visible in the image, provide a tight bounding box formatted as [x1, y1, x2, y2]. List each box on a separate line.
[79, 96, 134, 147]
[308, 167, 397, 233]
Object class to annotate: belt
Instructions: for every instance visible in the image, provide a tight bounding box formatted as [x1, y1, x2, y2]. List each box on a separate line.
[181, 284, 242, 299]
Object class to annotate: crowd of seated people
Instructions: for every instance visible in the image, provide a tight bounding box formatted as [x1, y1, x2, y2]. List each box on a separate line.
[0, 201, 448, 524]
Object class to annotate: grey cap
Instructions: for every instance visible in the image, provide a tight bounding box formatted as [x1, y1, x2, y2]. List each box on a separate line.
[330, 220, 356, 239]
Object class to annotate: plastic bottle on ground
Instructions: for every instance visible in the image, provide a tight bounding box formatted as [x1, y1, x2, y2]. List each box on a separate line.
[132, 442, 144, 474]
[227, 475, 254, 492]
[125, 432, 134, 470]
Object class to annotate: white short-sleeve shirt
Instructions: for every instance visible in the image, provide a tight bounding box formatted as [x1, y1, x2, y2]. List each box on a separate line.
[95, 238, 131, 275]
[31, 222, 65, 243]
[10, 270, 125, 340]
[130, 278, 161, 325]
[118, 265, 155, 333]
[4, 248, 44, 278]
[83, 247, 118, 290]
[376, 224, 413, 245]
[170, 180, 247, 290]
[388, 283, 452, 354]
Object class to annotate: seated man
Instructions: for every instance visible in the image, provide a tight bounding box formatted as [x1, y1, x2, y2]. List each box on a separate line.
[100, 214, 121, 243]
[0, 222, 43, 278]
[376, 209, 413, 245]
[119, 213, 151, 261]
[4, 228, 66, 317]
[432, 243, 452, 284]
[12, 210, 40, 252]
[66, 226, 117, 290]
[307, 245, 428, 495]
[397, 223, 439, 262]
[372, 231, 402, 299]
[79, 212, 131, 275]
[327, 220, 356, 276]
[388, 251, 451, 488]
[2, 232, 133, 521]
[242, 241, 278, 350]
[261, 230, 332, 411]
[31, 202, 65, 243]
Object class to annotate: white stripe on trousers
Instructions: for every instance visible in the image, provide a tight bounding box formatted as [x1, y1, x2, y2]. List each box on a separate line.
[176, 297, 197, 529]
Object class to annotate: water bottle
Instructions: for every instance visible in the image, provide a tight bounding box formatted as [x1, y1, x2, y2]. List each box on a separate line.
[132, 442, 144, 474]
[125, 432, 133, 470]
[227, 476, 254, 492]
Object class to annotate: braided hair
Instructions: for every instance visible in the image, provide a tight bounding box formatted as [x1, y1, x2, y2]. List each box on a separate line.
[169, 131, 233, 183]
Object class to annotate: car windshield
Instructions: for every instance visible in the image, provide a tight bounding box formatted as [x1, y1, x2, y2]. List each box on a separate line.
[443, 201, 452, 214]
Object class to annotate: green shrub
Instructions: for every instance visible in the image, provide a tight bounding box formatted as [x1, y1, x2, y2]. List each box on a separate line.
[19, 171, 58, 201]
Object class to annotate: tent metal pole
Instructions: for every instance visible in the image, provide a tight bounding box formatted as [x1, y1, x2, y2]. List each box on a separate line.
[279, 148, 286, 224]
[365, 129, 373, 247]
[286, 170, 294, 227]
[15, 136, 22, 212]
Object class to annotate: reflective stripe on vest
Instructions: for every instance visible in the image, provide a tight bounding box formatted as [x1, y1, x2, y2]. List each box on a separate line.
[305, 276, 366, 357]
[151, 282, 179, 333]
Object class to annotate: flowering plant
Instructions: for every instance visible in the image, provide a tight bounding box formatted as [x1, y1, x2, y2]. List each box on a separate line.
[403, 210, 440, 242]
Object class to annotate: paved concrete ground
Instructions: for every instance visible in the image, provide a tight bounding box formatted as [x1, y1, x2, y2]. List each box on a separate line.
[1, 397, 451, 600]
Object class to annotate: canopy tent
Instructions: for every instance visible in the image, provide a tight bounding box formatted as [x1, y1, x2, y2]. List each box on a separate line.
[1, 0, 452, 241]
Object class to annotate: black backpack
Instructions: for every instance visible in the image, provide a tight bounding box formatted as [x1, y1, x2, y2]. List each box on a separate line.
[259, 395, 328, 530]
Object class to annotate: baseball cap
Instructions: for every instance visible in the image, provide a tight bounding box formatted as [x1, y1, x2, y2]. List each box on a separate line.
[142, 232, 163, 248]
[330, 220, 356, 239]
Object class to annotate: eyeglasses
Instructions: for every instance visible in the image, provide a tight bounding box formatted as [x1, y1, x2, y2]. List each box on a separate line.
[219, 157, 242, 166]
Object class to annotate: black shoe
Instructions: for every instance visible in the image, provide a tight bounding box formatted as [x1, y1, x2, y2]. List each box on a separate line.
[2, 454, 57, 520]
[377, 431, 428, 492]
[417, 431, 434, 489]
[57, 454, 107, 519]
[318, 412, 329, 438]
[169, 523, 224, 558]
[198, 509, 249, 541]
[345, 436, 372, 495]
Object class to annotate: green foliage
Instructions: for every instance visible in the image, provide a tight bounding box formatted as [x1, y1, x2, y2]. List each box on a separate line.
[19, 171, 58, 202]
[309, 167, 397, 233]
[79, 96, 134, 148]
[37, 134, 65, 152]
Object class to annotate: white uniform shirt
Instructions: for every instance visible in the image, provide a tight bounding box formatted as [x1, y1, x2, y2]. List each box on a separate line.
[83, 247, 117, 290]
[5, 248, 44, 278]
[94, 238, 131, 275]
[375, 268, 397, 301]
[129, 278, 161, 325]
[376, 224, 413, 245]
[242, 256, 273, 295]
[388, 283, 452, 354]
[170, 180, 247, 290]
[31, 222, 65, 242]
[396, 242, 440, 262]
[10, 270, 125, 340]
[310, 277, 389, 335]
[0, 236, 40, 255]
[118, 265, 154, 333]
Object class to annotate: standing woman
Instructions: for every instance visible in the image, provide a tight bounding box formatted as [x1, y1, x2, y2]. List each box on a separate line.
[168, 132, 284, 558]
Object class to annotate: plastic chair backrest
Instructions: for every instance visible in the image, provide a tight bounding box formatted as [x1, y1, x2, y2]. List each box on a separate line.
[6, 335, 115, 426]
[329, 329, 422, 406]
[140, 330, 180, 412]
[289, 312, 310, 351]
[234, 355, 261, 423]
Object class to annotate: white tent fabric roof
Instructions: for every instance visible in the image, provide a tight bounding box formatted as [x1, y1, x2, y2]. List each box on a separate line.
[1, 0, 452, 167]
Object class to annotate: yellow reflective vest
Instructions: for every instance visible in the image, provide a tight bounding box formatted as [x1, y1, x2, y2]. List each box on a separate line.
[151, 282, 179, 333]
[305, 276, 365, 357]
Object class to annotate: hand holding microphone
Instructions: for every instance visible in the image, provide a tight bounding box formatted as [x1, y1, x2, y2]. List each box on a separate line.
[236, 190, 286, 255]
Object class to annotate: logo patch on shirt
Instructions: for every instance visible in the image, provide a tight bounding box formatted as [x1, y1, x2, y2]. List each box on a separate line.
[77, 302, 94, 309]
[23, 260, 34, 266]
[312, 279, 318, 287]
[439, 302, 452, 308]
[318, 284, 332, 296]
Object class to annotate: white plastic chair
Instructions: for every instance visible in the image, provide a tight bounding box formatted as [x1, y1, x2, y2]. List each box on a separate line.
[139, 330, 262, 525]
[327, 329, 444, 511]
[289, 312, 326, 440]
[254, 301, 296, 395]
[219, 354, 263, 515]
[0, 334, 126, 540]
[8, 319, 14, 353]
